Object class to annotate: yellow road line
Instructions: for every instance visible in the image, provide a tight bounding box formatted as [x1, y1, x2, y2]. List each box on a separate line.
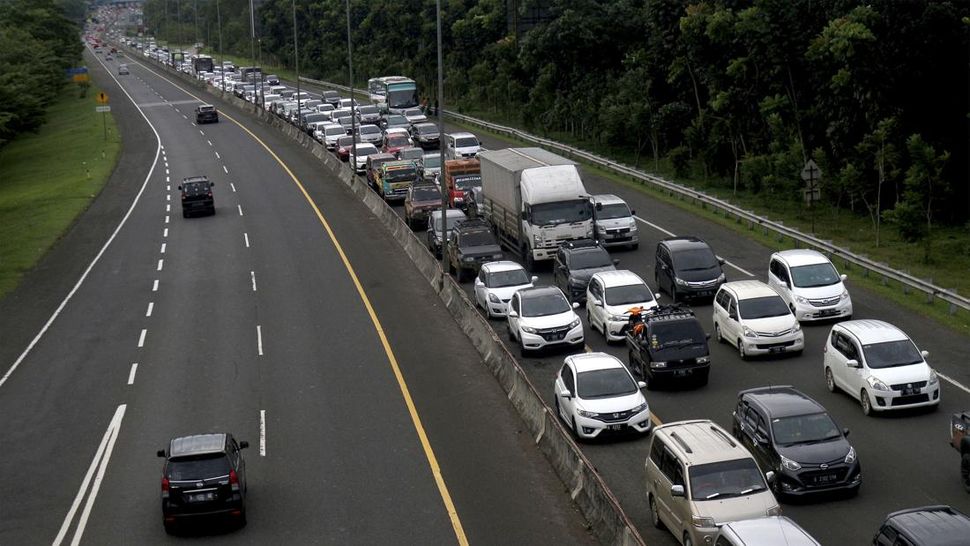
[133, 61, 469, 545]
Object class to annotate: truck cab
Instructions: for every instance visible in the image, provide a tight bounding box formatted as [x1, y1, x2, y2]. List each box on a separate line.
[443, 159, 481, 210]
[377, 160, 419, 202]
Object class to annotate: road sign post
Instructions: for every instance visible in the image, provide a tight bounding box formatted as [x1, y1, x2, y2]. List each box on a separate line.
[95, 93, 110, 141]
[801, 159, 822, 234]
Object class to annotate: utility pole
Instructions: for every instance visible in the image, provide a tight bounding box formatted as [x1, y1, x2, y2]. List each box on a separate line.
[436, 0, 447, 273]
[293, 1, 299, 120]
[346, 0, 355, 174]
[249, 0, 256, 90]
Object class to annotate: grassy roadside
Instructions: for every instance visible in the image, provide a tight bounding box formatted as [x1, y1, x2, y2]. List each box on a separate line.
[450, 118, 970, 336]
[0, 85, 121, 299]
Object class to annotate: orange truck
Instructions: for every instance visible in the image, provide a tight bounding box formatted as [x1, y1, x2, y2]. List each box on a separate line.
[443, 159, 481, 211]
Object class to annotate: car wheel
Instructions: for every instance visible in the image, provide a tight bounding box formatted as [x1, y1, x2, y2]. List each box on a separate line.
[519, 340, 529, 358]
[570, 416, 580, 439]
[714, 323, 723, 344]
[455, 266, 465, 282]
[630, 243, 639, 251]
[507, 324, 516, 341]
[683, 533, 693, 546]
[961, 454, 970, 493]
[825, 367, 838, 393]
[737, 340, 747, 361]
[163, 521, 177, 535]
[696, 370, 709, 387]
[649, 495, 665, 529]
[860, 389, 873, 416]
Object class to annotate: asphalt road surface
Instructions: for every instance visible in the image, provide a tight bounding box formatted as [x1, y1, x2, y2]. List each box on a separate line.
[275, 77, 970, 544]
[0, 49, 596, 545]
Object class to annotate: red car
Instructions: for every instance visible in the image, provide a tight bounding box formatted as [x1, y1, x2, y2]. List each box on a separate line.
[335, 136, 358, 161]
[382, 133, 413, 156]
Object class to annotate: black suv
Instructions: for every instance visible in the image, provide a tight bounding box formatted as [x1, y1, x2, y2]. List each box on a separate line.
[179, 176, 215, 217]
[732, 386, 861, 500]
[447, 218, 502, 282]
[625, 304, 710, 387]
[873, 505, 970, 545]
[195, 104, 219, 124]
[654, 237, 725, 302]
[157, 433, 249, 533]
[553, 240, 618, 304]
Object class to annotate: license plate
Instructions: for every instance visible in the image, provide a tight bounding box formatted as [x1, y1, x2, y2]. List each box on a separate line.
[769, 346, 787, 353]
[187, 492, 215, 503]
[818, 309, 838, 317]
[608, 424, 624, 431]
[903, 388, 921, 396]
[815, 474, 836, 484]
[674, 370, 690, 377]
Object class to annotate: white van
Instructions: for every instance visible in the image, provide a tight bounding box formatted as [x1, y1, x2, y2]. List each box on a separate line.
[767, 249, 852, 321]
[712, 280, 804, 359]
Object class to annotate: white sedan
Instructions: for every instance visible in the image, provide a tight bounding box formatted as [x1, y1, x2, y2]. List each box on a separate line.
[473, 261, 536, 318]
[553, 352, 651, 440]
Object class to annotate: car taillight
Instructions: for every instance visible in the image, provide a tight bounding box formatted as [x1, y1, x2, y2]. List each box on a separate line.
[207, 191, 213, 198]
[181, 194, 186, 200]
[161, 476, 169, 498]
[229, 469, 240, 492]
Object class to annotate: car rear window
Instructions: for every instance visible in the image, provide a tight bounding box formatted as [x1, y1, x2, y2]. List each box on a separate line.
[183, 181, 209, 193]
[167, 454, 230, 480]
[569, 248, 612, 269]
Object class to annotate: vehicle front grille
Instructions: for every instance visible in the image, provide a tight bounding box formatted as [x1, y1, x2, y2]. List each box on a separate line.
[809, 296, 841, 307]
[591, 408, 640, 423]
[891, 394, 930, 406]
[686, 279, 718, 288]
[890, 381, 927, 391]
[754, 328, 793, 337]
[537, 326, 570, 341]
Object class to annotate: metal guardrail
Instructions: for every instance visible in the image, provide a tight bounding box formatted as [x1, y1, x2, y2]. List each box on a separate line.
[300, 76, 968, 315]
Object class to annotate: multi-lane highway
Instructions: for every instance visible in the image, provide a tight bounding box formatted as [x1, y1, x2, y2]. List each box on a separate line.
[0, 49, 596, 544]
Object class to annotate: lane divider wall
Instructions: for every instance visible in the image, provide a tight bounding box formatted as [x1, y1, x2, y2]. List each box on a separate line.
[148, 57, 644, 546]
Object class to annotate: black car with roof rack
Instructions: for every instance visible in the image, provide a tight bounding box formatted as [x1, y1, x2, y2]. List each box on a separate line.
[625, 304, 710, 388]
[553, 239, 619, 304]
[873, 505, 970, 546]
[178, 176, 215, 217]
[447, 218, 503, 282]
[157, 433, 249, 533]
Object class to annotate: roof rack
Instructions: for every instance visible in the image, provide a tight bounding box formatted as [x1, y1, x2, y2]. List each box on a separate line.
[668, 431, 693, 454]
[561, 238, 600, 250]
[454, 218, 490, 230]
[709, 425, 737, 448]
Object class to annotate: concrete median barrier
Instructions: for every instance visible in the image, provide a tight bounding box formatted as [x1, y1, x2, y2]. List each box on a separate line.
[146, 57, 644, 546]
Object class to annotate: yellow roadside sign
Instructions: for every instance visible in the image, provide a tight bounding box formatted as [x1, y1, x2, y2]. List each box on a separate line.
[73, 74, 89, 83]
[96, 91, 109, 104]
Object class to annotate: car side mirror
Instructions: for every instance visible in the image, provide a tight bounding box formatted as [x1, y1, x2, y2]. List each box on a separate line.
[843, 428, 850, 437]
[177, 185, 182, 190]
[612, 259, 620, 266]
[654, 293, 661, 300]
[717, 256, 726, 266]
[840, 274, 848, 282]
[637, 381, 647, 389]
[705, 333, 711, 340]
[572, 302, 580, 309]
[209, 182, 214, 188]
[729, 312, 738, 321]
[531, 276, 538, 283]
[920, 350, 929, 359]
[630, 209, 636, 216]
[507, 309, 518, 318]
[591, 297, 601, 307]
[239, 441, 249, 449]
[157, 449, 166, 458]
[846, 359, 860, 368]
[670, 485, 685, 498]
[520, 211, 528, 220]
[765, 471, 776, 484]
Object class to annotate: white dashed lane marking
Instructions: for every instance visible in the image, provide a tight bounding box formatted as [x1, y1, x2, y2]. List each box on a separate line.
[244, 233, 250, 248]
[146, 302, 154, 317]
[137, 329, 147, 348]
[127, 364, 138, 385]
[152, 280, 159, 292]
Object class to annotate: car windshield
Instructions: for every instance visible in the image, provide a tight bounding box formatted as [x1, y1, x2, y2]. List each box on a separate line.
[453, 175, 481, 190]
[336, 136, 354, 147]
[673, 248, 718, 271]
[597, 203, 631, 220]
[577, 368, 637, 399]
[417, 124, 437, 134]
[569, 249, 612, 270]
[359, 125, 381, 135]
[862, 339, 924, 369]
[771, 412, 842, 446]
[167, 454, 230, 481]
[387, 86, 418, 109]
[738, 296, 791, 319]
[386, 115, 408, 126]
[459, 230, 495, 248]
[605, 284, 653, 306]
[689, 458, 767, 500]
[432, 215, 463, 232]
[488, 269, 530, 288]
[521, 293, 570, 317]
[423, 155, 441, 169]
[412, 186, 440, 201]
[354, 147, 378, 157]
[531, 199, 593, 226]
[183, 182, 209, 193]
[326, 126, 346, 136]
[790, 262, 841, 288]
[323, 91, 338, 100]
[386, 168, 417, 182]
[405, 108, 424, 116]
[649, 320, 706, 350]
[387, 136, 410, 146]
[359, 105, 378, 115]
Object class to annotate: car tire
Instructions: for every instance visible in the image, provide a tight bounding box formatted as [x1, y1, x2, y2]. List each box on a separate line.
[649, 495, 664, 530]
[163, 521, 177, 535]
[860, 389, 873, 416]
[508, 325, 516, 341]
[683, 533, 693, 546]
[630, 243, 639, 251]
[825, 367, 838, 393]
[696, 370, 709, 387]
[961, 454, 970, 493]
[737, 339, 747, 361]
[570, 416, 580, 440]
[714, 323, 723, 344]
[519, 340, 529, 357]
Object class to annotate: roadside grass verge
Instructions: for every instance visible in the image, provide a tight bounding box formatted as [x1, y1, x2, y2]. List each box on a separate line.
[450, 117, 970, 336]
[0, 85, 121, 299]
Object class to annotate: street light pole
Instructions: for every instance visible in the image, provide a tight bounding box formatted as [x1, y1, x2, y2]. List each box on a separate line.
[176, 0, 182, 60]
[436, 0, 447, 273]
[346, 0, 356, 174]
[216, 0, 223, 76]
[248, 0, 256, 90]
[293, 0, 299, 122]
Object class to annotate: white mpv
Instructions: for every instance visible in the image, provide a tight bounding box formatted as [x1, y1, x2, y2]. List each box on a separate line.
[473, 261, 536, 318]
[823, 320, 940, 415]
[586, 270, 659, 342]
[767, 249, 852, 321]
[554, 352, 651, 439]
[712, 281, 804, 359]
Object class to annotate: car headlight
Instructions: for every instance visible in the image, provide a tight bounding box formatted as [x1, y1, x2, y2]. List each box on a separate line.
[868, 376, 890, 391]
[794, 295, 808, 304]
[792, 321, 801, 332]
[462, 256, 475, 263]
[766, 506, 782, 517]
[568, 318, 581, 330]
[521, 326, 538, 334]
[630, 402, 648, 413]
[717, 273, 726, 282]
[608, 314, 627, 322]
[743, 326, 757, 338]
[696, 356, 710, 364]
[650, 361, 667, 368]
[929, 369, 939, 384]
[780, 454, 801, 471]
[577, 409, 597, 418]
[488, 293, 501, 304]
[844, 446, 856, 464]
[569, 278, 587, 288]
[841, 289, 850, 301]
[675, 277, 688, 287]
[692, 516, 716, 528]
[492, 254, 503, 260]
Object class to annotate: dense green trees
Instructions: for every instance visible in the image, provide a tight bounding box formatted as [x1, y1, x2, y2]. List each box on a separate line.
[145, 0, 968, 246]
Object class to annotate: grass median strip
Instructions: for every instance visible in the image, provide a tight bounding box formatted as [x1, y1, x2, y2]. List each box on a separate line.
[0, 86, 121, 299]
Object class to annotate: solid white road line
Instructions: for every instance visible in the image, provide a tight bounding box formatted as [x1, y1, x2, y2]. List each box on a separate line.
[223, 165, 229, 174]
[152, 279, 159, 292]
[0, 48, 164, 388]
[259, 410, 266, 456]
[69, 405, 126, 546]
[137, 329, 147, 348]
[250, 271, 257, 291]
[244, 233, 250, 248]
[160, 243, 166, 254]
[938, 372, 970, 395]
[634, 214, 755, 277]
[230, 182, 236, 192]
[127, 363, 138, 385]
[146, 302, 154, 317]
[256, 325, 263, 356]
[156, 259, 163, 271]
[237, 205, 243, 216]
[53, 404, 126, 546]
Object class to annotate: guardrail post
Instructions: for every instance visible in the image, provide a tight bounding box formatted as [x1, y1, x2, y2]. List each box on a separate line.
[950, 301, 958, 315]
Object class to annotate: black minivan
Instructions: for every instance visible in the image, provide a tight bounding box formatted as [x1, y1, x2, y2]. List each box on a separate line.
[654, 237, 725, 302]
[732, 386, 861, 499]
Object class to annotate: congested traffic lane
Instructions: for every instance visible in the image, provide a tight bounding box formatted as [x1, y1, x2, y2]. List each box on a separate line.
[0, 49, 596, 544]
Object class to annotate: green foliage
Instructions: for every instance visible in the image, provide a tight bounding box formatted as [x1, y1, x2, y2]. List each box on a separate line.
[669, 146, 690, 178]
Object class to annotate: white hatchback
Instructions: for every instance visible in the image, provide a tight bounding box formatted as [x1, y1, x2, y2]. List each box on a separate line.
[507, 287, 583, 356]
[586, 270, 659, 342]
[768, 250, 852, 321]
[712, 281, 804, 359]
[473, 261, 537, 318]
[823, 319, 940, 415]
[554, 352, 651, 439]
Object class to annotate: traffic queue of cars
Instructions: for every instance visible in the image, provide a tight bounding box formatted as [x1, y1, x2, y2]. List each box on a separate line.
[105, 32, 968, 543]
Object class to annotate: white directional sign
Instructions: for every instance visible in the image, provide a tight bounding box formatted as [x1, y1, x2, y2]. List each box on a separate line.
[96, 106, 111, 112]
[801, 159, 822, 184]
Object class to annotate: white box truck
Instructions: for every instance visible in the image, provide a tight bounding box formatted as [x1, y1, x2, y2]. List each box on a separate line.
[479, 148, 593, 271]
